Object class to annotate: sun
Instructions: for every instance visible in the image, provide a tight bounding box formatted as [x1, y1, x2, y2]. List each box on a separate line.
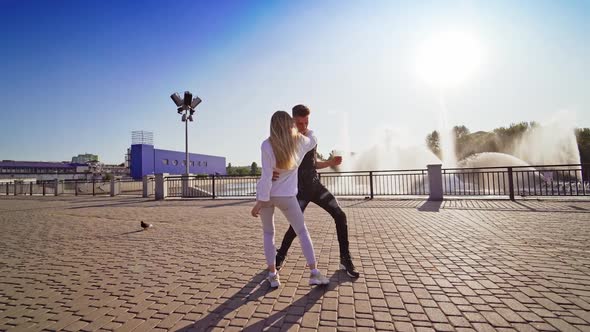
[416, 30, 484, 89]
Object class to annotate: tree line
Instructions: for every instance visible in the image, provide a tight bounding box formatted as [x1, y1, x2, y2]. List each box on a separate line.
[425, 122, 590, 173]
[226, 162, 261, 176]
[226, 153, 328, 176]
[227, 124, 590, 176]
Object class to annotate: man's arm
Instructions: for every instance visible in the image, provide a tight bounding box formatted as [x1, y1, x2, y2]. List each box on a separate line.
[273, 154, 340, 179]
[315, 152, 342, 170]
[271, 154, 338, 179]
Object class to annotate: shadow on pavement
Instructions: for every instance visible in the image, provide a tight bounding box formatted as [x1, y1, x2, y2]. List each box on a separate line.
[67, 199, 154, 209]
[417, 200, 442, 212]
[201, 200, 255, 209]
[180, 270, 346, 331]
[342, 199, 373, 208]
[512, 201, 537, 211]
[178, 270, 272, 331]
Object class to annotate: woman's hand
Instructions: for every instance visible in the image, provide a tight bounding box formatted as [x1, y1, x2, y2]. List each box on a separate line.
[251, 201, 265, 217]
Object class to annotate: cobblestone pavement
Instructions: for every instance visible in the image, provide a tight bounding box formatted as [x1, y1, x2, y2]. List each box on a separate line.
[0, 196, 589, 331]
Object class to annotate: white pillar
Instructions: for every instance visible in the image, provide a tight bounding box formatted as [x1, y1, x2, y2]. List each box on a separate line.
[143, 175, 153, 198]
[155, 173, 168, 200]
[182, 174, 190, 197]
[110, 177, 120, 197]
[54, 179, 62, 196]
[427, 164, 443, 201]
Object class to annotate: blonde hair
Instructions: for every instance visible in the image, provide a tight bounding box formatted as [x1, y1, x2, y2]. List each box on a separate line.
[269, 111, 299, 170]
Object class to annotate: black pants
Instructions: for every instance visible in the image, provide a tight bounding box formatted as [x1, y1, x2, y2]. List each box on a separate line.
[276, 183, 350, 259]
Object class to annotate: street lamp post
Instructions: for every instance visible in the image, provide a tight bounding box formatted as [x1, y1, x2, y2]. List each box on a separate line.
[170, 91, 202, 176]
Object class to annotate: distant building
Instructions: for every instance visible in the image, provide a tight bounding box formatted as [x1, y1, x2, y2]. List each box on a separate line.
[130, 144, 226, 180]
[72, 153, 98, 163]
[0, 160, 91, 181]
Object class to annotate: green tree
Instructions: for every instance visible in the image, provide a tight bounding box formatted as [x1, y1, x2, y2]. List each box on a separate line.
[455, 131, 499, 161]
[493, 122, 534, 151]
[250, 162, 259, 176]
[453, 125, 470, 140]
[425, 130, 441, 159]
[426, 122, 589, 164]
[236, 167, 249, 176]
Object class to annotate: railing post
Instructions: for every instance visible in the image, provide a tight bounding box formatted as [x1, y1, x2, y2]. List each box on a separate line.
[110, 177, 120, 197]
[55, 179, 61, 196]
[14, 182, 18, 196]
[42, 182, 46, 196]
[155, 173, 168, 200]
[211, 174, 216, 199]
[5, 182, 8, 196]
[508, 167, 515, 201]
[30, 182, 33, 196]
[427, 164, 443, 201]
[181, 174, 190, 197]
[369, 171, 374, 199]
[142, 175, 152, 198]
[92, 179, 96, 196]
[75, 180, 78, 196]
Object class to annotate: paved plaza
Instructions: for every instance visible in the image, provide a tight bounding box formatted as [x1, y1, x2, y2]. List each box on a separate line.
[0, 196, 589, 332]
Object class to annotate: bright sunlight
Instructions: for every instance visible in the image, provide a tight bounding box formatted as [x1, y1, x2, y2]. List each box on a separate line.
[416, 30, 484, 89]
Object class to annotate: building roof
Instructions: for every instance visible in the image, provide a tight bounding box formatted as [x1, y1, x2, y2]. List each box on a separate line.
[0, 161, 86, 168]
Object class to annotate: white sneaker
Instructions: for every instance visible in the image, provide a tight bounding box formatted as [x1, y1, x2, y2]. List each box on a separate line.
[268, 273, 281, 288]
[309, 270, 330, 286]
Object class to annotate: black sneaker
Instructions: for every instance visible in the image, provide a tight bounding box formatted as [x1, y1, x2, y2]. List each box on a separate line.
[276, 252, 286, 271]
[340, 256, 360, 278]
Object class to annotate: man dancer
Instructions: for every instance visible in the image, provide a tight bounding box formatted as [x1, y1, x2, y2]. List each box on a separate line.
[275, 104, 360, 278]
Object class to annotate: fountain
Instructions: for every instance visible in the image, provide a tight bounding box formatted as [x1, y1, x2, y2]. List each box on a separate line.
[511, 120, 581, 166]
[318, 31, 582, 195]
[324, 118, 582, 196]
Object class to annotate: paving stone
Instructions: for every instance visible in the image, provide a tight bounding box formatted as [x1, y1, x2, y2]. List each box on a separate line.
[0, 197, 589, 331]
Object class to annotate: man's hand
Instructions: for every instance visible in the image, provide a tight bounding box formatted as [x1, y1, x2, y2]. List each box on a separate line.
[316, 156, 343, 170]
[331, 156, 343, 166]
[272, 170, 279, 181]
[251, 201, 265, 217]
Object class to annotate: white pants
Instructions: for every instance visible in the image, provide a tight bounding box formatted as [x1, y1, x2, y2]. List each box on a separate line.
[259, 196, 316, 267]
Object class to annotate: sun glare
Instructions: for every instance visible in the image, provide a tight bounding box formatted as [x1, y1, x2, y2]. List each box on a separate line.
[416, 30, 484, 88]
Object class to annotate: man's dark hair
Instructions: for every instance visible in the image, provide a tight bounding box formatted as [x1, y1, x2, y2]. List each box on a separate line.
[292, 104, 310, 117]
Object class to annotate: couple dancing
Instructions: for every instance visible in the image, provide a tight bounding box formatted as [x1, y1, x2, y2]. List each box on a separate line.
[251, 104, 360, 288]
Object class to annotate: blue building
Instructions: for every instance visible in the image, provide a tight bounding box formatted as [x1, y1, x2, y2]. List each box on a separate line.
[130, 144, 226, 180]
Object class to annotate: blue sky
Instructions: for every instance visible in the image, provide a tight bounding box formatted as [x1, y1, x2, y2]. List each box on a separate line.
[1, 0, 589, 165]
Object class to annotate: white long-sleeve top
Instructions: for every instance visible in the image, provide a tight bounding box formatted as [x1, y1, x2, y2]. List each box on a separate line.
[256, 130, 317, 201]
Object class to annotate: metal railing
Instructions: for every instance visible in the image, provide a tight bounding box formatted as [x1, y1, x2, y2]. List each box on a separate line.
[61, 179, 110, 196]
[166, 175, 217, 198]
[443, 167, 510, 196]
[0, 180, 110, 196]
[442, 164, 590, 198]
[119, 179, 145, 196]
[513, 164, 588, 197]
[319, 170, 429, 198]
[2, 163, 589, 200]
[1, 181, 54, 196]
[215, 175, 258, 197]
[162, 169, 430, 199]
